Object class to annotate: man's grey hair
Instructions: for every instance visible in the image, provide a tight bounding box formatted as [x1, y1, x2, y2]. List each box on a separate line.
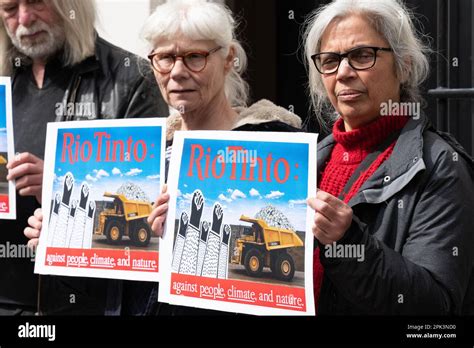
[142, 0, 249, 107]
[0, 0, 96, 75]
[303, 0, 431, 129]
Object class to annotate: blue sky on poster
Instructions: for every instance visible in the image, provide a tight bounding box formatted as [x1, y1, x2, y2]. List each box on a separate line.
[52, 126, 162, 202]
[176, 139, 310, 231]
[0, 85, 7, 152]
[0, 85, 6, 129]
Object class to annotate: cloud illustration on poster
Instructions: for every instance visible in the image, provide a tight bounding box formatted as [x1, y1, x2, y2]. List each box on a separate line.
[217, 189, 246, 203]
[85, 174, 97, 182]
[230, 189, 246, 200]
[84, 169, 110, 182]
[125, 168, 142, 176]
[182, 193, 193, 200]
[112, 167, 122, 176]
[249, 188, 261, 198]
[147, 174, 160, 180]
[218, 194, 232, 203]
[289, 199, 306, 206]
[55, 174, 65, 184]
[265, 190, 285, 199]
[93, 169, 109, 179]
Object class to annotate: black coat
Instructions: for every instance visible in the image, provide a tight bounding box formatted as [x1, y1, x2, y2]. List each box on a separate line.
[316, 116, 474, 315]
[20, 37, 168, 315]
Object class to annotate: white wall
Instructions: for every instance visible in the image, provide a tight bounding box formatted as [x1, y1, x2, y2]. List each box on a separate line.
[95, 0, 224, 57]
[95, 0, 152, 58]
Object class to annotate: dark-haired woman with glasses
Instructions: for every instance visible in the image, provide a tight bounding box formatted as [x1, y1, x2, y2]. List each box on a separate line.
[304, 0, 474, 315]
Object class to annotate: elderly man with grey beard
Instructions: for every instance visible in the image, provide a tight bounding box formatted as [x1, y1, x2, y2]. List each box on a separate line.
[0, 0, 168, 316]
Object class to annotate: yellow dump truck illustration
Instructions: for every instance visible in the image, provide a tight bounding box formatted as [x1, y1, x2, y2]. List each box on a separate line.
[95, 192, 153, 247]
[231, 215, 304, 281]
[0, 155, 6, 165]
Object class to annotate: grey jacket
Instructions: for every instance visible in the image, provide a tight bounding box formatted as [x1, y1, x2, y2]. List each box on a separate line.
[317, 115, 474, 315]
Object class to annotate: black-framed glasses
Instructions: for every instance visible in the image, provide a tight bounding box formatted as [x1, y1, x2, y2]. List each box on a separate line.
[311, 46, 392, 74]
[148, 46, 222, 74]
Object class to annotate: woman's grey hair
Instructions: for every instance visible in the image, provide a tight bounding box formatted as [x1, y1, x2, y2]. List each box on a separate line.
[0, 0, 96, 75]
[142, 0, 249, 107]
[303, 0, 431, 129]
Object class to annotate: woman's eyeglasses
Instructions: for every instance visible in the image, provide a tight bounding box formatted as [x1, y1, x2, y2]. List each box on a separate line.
[311, 46, 392, 74]
[148, 46, 222, 74]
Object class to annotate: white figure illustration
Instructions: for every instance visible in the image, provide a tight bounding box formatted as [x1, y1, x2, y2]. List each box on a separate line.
[65, 200, 78, 247]
[217, 224, 231, 279]
[82, 201, 96, 249]
[69, 183, 90, 248]
[178, 190, 204, 275]
[51, 173, 74, 247]
[201, 203, 223, 278]
[196, 221, 209, 276]
[171, 211, 188, 273]
[47, 193, 61, 246]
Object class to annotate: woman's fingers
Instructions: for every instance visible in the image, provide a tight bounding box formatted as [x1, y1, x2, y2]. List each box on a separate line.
[27, 238, 39, 250]
[153, 192, 170, 209]
[24, 226, 40, 240]
[308, 191, 353, 244]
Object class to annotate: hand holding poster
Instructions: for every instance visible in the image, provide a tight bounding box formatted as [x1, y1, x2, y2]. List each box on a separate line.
[0, 77, 16, 220]
[159, 131, 317, 315]
[35, 119, 165, 281]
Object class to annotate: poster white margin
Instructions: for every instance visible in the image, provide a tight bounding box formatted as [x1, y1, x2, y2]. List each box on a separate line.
[0, 76, 16, 220]
[34, 118, 166, 282]
[159, 130, 318, 316]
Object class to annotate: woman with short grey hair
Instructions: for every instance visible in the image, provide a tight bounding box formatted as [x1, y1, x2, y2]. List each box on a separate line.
[304, 0, 474, 315]
[141, 0, 302, 315]
[142, 0, 250, 109]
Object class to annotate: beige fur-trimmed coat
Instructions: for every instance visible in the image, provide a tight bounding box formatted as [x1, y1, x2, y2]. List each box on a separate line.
[165, 99, 302, 141]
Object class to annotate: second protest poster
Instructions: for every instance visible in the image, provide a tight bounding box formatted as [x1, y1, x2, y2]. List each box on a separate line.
[35, 118, 165, 281]
[159, 131, 317, 315]
[0, 77, 15, 220]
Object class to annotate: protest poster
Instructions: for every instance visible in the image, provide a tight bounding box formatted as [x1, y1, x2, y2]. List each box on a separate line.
[159, 131, 317, 315]
[0, 77, 15, 220]
[34, 119, 165, 281]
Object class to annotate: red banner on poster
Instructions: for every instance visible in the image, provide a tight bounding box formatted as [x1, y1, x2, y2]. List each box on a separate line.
[170, 272, 306, 311]
[0, 195, 9, 213]
[45, 247, 159, 273]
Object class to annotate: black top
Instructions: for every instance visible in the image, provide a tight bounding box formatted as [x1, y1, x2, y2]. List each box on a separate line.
[13, 59, 74, 158]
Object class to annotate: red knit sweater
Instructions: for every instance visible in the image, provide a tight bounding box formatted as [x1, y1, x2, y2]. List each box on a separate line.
[314, 115, 409, 309]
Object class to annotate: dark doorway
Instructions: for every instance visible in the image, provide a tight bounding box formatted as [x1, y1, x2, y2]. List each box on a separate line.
[227, 0, 473, 155]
